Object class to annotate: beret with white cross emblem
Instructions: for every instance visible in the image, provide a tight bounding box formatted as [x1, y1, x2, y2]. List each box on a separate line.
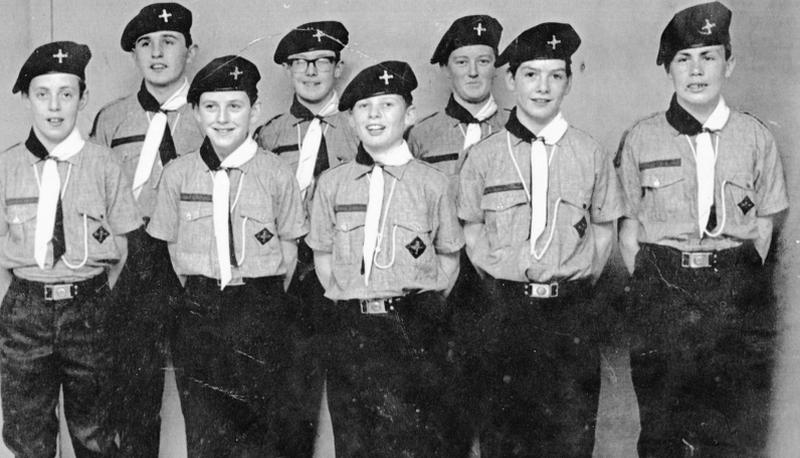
[430, 15, 503, 65]
[188, 55, 261, 105]
[338, 60, 417, 111]
[121, 2, 193, 51]
[496, 22, 580, 69]
[657, 1, 731, 66]
[273, 21, 349, 64]
[13, 41, 91, 94]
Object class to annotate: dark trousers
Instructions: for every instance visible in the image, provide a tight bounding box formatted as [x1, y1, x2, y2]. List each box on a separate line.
[455, 277, 602, 457]
[628, 243, 775, 457]
[319, 291, 455, 457]
[174, 276, 315, 458]
[0, 273, 117, 457]
[107, 227, 179, 457]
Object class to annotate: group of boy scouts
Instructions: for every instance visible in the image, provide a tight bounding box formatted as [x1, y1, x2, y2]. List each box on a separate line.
[0, 1, 787, 457]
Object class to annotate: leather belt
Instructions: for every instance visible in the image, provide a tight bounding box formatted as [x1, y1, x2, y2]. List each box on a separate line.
[12, 273, 107, 302]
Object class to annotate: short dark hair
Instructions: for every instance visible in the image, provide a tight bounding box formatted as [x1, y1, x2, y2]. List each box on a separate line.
[508, 59, 572, 79]
[663, 44, 732, 72]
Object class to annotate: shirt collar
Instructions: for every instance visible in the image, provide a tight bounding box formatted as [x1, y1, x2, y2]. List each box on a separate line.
[353, 143, 408, 181]
[505, 107, 536, 144]
[289, 94, 339, 129]
[25, 129, 83, 166]
[137, 80, 163, 113]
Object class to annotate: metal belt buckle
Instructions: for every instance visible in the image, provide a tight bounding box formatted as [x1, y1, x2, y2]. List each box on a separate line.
[681, 251, 713, 268]
[44, 283, 75, 301]
[360, 299, 389, 314]
[524, 282, 558, 299]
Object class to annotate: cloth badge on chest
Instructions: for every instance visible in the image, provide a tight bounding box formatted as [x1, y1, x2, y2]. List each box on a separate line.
[406, 236, 426, 258]
[255, 227, 273, 245]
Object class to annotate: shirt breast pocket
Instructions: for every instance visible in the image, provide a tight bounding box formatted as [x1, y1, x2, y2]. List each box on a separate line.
[480, 190, 529, 251]
[237, 205, 280, 268]
[559, 190, 591, 240]
[177, 203, 213, 254]
[74, 202, 117, 261]
[385, 217, 435, 270]
[334, 212, 365, 265]
[4, 204, 37, 259]
[723, 173, 756, 225]
[640, 169, 685, 222]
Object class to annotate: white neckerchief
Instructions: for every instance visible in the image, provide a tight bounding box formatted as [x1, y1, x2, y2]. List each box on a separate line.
[132, 78, 189, 199]
[693, 97, 730, 236]
[362, 141, 413, 285]
[296, 92, 339, 194]
[212, 137, 258, 290]
[458, 93, 498, 150]
[34, 128, 85, 269]
[529, 113, 568, 255]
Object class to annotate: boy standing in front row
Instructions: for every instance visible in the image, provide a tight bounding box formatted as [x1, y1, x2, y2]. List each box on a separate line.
[90, 3, 203, 454]
[458, 23, 623, 456]
[617, 2, 788, 456]
[0, 41, 140, 457]
[147, 55, 312, 457]
[307, 61, 464, 457]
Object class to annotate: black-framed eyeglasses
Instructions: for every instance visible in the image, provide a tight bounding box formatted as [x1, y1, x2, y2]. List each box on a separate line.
[288, 56, 336, 73]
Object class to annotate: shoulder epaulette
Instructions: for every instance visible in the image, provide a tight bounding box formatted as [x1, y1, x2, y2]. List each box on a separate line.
[415, 111, 439, 125]
[740, 111, 772, 130]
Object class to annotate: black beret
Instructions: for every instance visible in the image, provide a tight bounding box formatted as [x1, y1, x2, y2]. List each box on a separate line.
[121, 2, 193, 51]
[496, 22, 581, 68]
[187, 55, 261, 105]
[430, 15, 503, 65]
[273, 21, 349, 64]
[657, 1, 731, 66]
[13, 41, 91, 94]
[338, 61, 417, 111]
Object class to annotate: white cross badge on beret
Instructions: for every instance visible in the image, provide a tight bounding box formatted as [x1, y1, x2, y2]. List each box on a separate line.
[547, 35, 561, 50]
[378, 69, 393, 85]
[53, 49, 68, 64]
[229, 66, 243, 81]
[700, 18, 716, 35]
[313, 29, 325, 42]
[474, 22, 486, 36]
[159, 8, 172, 23]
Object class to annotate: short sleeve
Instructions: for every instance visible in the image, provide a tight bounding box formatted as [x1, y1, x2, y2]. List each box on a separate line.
[615, 127, 642, 219]
[590, 146, 626, 223]
[273, 165, 308, 240]
[433, 181, 465, 254]
[146, 163, 181, 242]
[104, 156, 141, 235]
[457, 149, 485, 223]
[754, 127, 789, 217]
[305, 172, 336, 253]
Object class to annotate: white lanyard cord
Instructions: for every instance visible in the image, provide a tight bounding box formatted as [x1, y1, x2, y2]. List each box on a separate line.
[685, 134, 727, 237]
[372, 177, 399, 269]
[504, 132, 561, 259]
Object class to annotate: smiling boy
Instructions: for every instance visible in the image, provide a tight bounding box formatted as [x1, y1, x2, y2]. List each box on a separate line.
[457, 23, 623, 456]
[147, 55, 310, 457]
[88, 3, 203, 454]
[617, 2, 788, 456]
[0, 41, 140, 457]
[306, 61, 464, 456]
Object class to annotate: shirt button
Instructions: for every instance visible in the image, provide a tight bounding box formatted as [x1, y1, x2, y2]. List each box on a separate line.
[185, 212, 192, 220]
[653, 179, 660, 187]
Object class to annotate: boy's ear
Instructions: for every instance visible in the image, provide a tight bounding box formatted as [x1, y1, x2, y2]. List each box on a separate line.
[249, 100, 262, 127]
[333, 60, 344, 79]
[724, 55, 736, 79]
[78, 88, 90, 111]
[185, 42, 199, 66]
[403, 104, 417, 128]
[504, 70, 516, 91]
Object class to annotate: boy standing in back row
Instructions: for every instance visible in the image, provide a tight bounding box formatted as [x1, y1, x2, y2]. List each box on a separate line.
[90, 3, 203, 455]
[617, 2, 788, 456]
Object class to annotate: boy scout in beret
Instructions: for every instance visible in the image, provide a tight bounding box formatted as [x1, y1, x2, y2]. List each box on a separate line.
[306, 60, 464, 457]
[147, 55, 311, 457]
[256, 21, 358, 315]
[457, 23, 624, 456]
[89, 3, 203, 454]
[617, 2, 788, 455]
[408, 14, 507, 180]
[0, 41, 140, 457]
